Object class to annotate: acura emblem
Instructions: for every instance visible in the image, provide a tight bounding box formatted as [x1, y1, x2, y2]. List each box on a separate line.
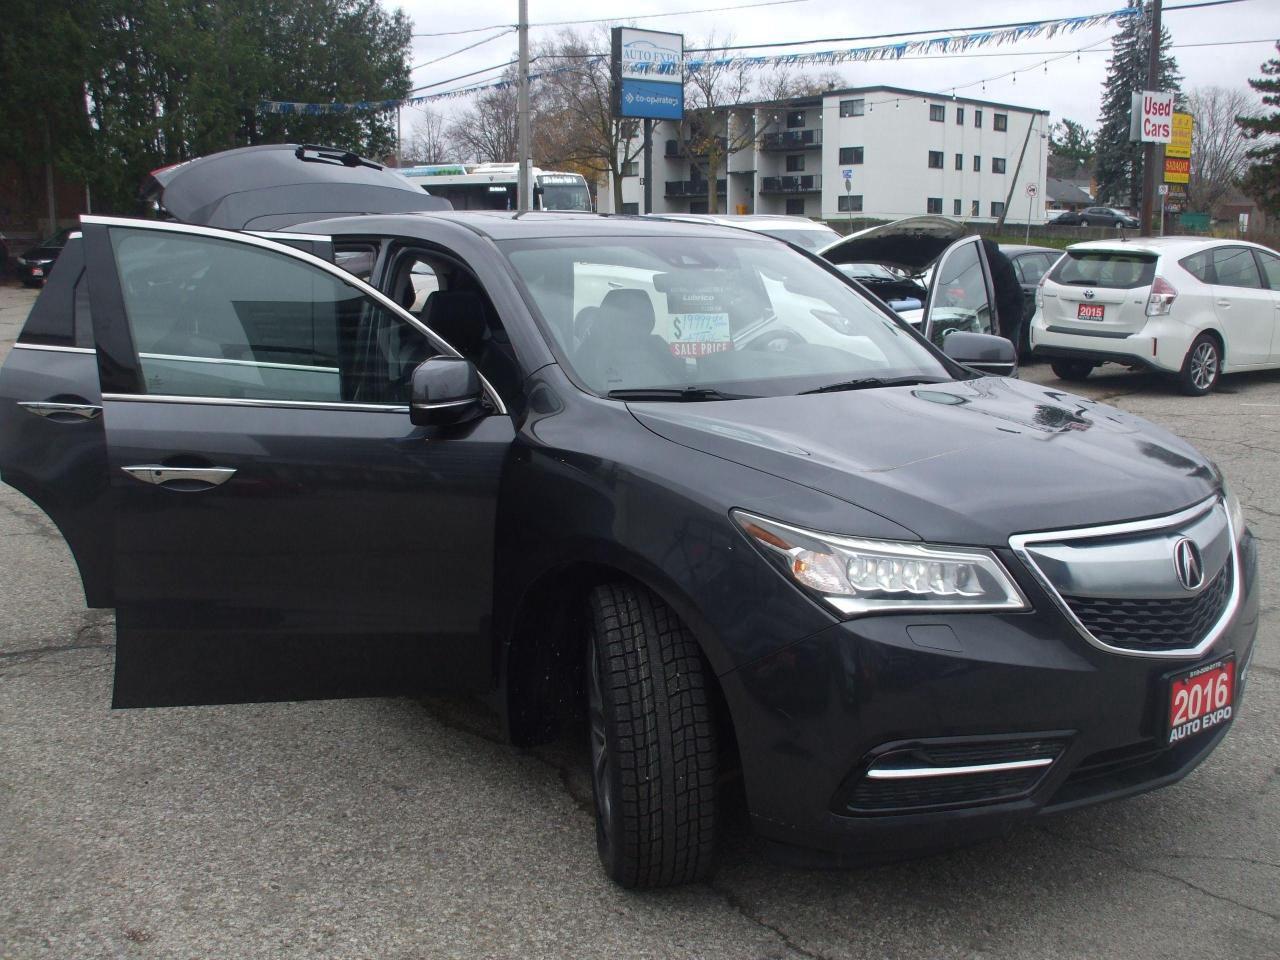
[1083, 289, 1096, 300]
[1173, 537, 1204, 591]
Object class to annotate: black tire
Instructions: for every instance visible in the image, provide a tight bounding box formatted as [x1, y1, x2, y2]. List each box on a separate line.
[1051, 359, 1094, 382]
[1178, 333, 1221, 396]
[585, 582, 717, 888]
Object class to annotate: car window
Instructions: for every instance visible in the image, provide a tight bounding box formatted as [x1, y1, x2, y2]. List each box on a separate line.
[1049, 251, 1157, 289]
[108, 228, 434, 405]
[928, 240, 994, 344]
[1257, 249, 1280, 289]
[1211, 246, 1263, 289]
[756, 227, 841, 251]
[334, 243, 377, 283]
[1180, 250, 1214, 283]
[500, 235, 952, 396]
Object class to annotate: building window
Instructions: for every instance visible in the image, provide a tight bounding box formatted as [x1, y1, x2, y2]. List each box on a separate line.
[621, 202, 640, 215]
[994, 113, 1008, 131]
[953, 199, 962, 216]
[621, 161, 638, 177]
[838, 146, 864, 165]
[929, 104, 945, 122]
[840, 98, 865, 117]
[974, 109, 983, 128]
[690, 201, 709, 214]
[953, 153, 963, 171]
[927, 197, 943, 214]
[786, 154, 805, 172]
[971, 200, 980, 217]
[992, 157, 1007, 174]
[785, 198, 806, 215]
[973, 155, 981, 172]
[991, 201, 1006, 217]
[928, 151, 944, 169]
[838, 194, 863, 212]
[787, 110, 805, 128]
[956, 107, 965, 125]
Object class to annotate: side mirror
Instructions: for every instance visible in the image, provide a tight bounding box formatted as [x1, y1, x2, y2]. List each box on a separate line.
[942, 331, 1018, 378]
[409, 356, 486, 426]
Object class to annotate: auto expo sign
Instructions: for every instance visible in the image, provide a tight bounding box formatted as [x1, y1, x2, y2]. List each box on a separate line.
[612, 27, 685, 121]
[1138, 90, 1174, 143]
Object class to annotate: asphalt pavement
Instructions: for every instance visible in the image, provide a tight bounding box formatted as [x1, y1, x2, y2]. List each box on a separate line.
[0, 282, 1276, 959]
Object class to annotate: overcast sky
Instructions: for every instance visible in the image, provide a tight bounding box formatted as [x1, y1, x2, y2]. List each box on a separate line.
[388, 0, 1280, 141]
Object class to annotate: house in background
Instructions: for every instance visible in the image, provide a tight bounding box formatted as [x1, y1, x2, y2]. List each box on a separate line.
[1045, 176, 1094, 213]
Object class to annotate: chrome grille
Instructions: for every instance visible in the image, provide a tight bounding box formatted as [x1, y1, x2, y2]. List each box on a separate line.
[1062, 560, 1233, 652]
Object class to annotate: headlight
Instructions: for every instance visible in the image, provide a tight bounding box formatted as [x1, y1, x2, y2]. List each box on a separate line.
[733, 510, 1029, 617]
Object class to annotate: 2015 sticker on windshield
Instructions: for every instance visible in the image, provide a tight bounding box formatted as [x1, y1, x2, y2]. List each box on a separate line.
[669, 312, 732, 357]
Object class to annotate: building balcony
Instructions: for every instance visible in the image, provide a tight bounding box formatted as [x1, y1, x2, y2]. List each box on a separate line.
[664, 136, 727, 158]
[665, 179, 727, 197]
[759, 129, 823, 151]
[759, 175, 822, 194]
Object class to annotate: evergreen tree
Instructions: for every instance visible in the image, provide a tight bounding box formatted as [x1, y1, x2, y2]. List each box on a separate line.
[1238, 42, 1280, 217]
[1094, 3, 1181, 209]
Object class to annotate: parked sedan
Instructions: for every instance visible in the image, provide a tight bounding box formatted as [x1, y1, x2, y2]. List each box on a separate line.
[0, 144, 1257, 890]
[1050, 206, 1140, 228]
[1031, 237, 1280, 394]
[14, 229, 73, 286]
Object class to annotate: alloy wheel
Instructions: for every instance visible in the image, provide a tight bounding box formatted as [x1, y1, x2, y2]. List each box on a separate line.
[1190, 341, 1218, 391]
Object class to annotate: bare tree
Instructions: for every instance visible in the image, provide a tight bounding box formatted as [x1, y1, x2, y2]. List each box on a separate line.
[403, 109, 451, 164]
[680, 36, 774, 214]
[446, 71, 522, 164]
[754, 67, 843, 102]
[1186, 86, 1253, 212]
[533, 29, 645, 212]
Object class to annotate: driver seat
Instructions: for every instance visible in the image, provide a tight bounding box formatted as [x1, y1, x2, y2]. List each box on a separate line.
[576, 289, 683, 392]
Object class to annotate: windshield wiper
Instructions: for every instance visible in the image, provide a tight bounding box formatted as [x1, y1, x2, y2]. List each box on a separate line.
[606, 387, 748, 401]
[797, 376, 948, 395]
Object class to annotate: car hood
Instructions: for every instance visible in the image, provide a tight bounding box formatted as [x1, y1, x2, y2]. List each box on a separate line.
[817, 215, 967, 272]
[629, 377, 1218, 546]
[141, 143, 451, 229]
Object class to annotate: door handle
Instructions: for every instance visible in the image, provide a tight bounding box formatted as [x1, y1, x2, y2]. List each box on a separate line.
[122, 465, 236, 489]
[19, 401, 102, 420]
[1216, 299, 1231, 308]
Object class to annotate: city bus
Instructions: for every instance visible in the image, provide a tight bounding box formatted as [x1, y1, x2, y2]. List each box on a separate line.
[400, 163, 593, 212]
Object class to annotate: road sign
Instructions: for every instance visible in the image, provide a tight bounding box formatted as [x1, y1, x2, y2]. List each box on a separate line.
[1158, 184, 1169, 196]
[842, 168, 853, 180]
[1025, 182, 1038, 198]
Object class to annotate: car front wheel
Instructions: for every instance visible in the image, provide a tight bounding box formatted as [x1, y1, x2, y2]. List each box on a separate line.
[586, 582, 718, 888]
[1179, 334, 1221, 396]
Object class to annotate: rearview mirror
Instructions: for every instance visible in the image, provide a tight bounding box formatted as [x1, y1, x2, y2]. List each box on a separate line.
[409, 356, 486, 426]
[942, 332, 1018, 378]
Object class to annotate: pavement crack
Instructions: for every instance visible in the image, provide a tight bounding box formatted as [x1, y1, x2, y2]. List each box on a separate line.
[706, 881, 833, 960]
[1037, 827, 1280, 922]
[0, 641, 115, 662]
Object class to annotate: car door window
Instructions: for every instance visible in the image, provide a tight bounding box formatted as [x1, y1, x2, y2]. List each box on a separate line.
[1255, 249, 1280, 289]
[109, 228, 434, 404]
[1016, 254, 1051, 285]
[1212, 247, 1263, 289]
[927, 239, 994, 346]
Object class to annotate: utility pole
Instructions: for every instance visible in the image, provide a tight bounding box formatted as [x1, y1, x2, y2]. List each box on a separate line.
[642, 119, 653, 214]
[1139, 0, 1163, 234]
[516, 0, 532, 212]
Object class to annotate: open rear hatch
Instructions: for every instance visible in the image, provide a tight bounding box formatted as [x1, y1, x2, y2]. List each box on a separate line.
[817, 215, 967, 273]
[140, 144, 451, 230]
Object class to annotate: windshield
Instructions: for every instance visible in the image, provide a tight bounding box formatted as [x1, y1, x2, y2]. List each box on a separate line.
[501, 235, 952, 397]
[1050, 250, 1157, 289]
[537, 178, 593, 212]
[757, 227, 840, 251]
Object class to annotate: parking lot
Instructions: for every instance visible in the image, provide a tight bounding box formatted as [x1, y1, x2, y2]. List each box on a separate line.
[0, 280, 1277, 959]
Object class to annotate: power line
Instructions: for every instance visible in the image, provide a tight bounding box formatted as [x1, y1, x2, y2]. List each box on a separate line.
[409, 59, 518, 95]
[411, 28, 514, 72]
[413, 23, 512, 38]
[529, 0, 815, 29]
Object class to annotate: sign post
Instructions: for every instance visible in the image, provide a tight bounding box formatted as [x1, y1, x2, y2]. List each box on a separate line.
[612, 28, 684, 215]
[1158, 183, 1169, 236]
[1024, 181, 1038, 244]
[842, 168, 853, 231]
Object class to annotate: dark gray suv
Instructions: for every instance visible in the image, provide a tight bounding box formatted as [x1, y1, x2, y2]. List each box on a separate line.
[0, 146, 1258, 888]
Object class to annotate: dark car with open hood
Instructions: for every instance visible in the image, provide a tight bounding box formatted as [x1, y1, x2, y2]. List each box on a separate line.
[0, 145, 1258, 888]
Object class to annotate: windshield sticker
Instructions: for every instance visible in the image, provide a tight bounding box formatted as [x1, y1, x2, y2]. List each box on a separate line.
[670, 312, 732, 357]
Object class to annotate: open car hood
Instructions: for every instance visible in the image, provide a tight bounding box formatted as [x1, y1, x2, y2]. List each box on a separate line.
[140, 144, 451, 230]
[817, 216, 968, 273]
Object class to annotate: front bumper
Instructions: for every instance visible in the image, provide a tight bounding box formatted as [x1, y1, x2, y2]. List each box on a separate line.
[718, 531, 1259, 860]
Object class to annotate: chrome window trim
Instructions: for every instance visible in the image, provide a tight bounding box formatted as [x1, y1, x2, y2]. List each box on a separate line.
[103, 392, 409, 414]
[138, 351, 340, 374]
[245, 231, 333, 242]
[13, 343, 97, 355]
[865, 757, 1054, 780]
[1009, 494, 1241, 659]
[80, 214, 508, 416]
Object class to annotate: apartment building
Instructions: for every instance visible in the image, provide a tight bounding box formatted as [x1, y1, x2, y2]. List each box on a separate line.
[599, 85, 1050, 224]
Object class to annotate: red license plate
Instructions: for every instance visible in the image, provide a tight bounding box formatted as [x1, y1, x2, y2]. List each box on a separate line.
[1077, 303, 1105, 320]
[1167, 657, 1235, 745]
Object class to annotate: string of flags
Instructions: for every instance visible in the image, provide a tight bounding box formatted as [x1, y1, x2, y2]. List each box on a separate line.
[258, 5, 1139, 116]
